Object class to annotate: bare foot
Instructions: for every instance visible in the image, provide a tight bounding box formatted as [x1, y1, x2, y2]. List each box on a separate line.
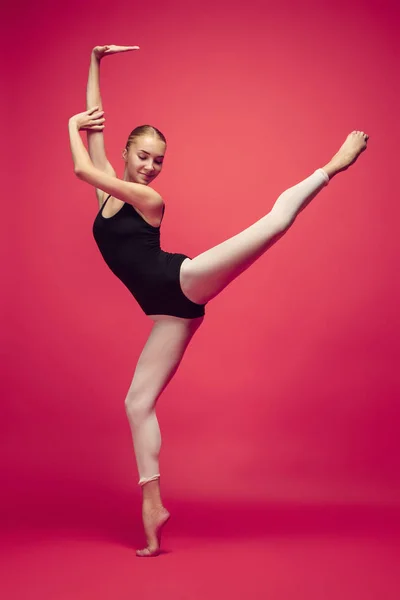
[323, 131, 369, 178]
[136, 505, 170, 557]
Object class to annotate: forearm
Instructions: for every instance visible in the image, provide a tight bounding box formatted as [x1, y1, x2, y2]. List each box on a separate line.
[69, 120, 93, 172]
[87, 53, 103, 110]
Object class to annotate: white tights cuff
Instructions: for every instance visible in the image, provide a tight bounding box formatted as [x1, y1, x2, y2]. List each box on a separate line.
[138, 474, 160, 486]
[316, 168, 330, 185]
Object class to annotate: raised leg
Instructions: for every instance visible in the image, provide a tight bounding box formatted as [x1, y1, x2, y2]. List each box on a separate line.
[180, 169, 329, 305]
[180, 131, 369, 305]
[124, 316, 203, 556]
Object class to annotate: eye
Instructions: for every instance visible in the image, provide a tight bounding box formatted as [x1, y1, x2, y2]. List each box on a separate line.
[138, 154, 163, 165]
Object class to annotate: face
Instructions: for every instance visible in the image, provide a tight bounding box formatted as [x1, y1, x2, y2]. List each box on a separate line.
[123, 135, 166, 185]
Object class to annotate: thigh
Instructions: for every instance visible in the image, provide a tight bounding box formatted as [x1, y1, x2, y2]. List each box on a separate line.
[128, 316, 203, 402]
[179, 216, 286, 305]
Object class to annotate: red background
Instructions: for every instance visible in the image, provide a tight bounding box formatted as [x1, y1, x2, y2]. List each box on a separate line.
[2, 0, 399, 598]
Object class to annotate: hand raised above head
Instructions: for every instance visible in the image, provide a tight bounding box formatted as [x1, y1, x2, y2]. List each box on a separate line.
[92, 45, 140, 59]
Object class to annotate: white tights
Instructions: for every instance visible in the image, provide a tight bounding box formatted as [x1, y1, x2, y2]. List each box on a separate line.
[270, 168, 329, 226]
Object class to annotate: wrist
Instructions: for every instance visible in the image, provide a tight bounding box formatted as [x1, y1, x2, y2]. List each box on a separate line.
[69, 118, 82, 133]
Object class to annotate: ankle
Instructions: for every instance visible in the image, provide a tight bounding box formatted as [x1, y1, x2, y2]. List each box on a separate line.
[321, 160, 340, 180]
[143, 500, 164, 512]
[142, 480, 162, 505]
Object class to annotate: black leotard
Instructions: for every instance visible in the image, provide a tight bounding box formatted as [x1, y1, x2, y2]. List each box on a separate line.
[92, 195, 206, 318]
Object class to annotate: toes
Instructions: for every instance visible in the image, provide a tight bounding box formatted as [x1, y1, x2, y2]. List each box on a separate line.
[136, 547, 160, 558]
[353, 130, 369, 140]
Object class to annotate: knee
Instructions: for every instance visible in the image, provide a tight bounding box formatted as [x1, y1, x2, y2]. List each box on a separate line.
[267, 209, 293, 234]
[124, 391, 153, 424]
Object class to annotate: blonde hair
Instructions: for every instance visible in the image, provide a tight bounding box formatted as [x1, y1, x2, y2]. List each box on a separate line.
[125, 125, 167, 150]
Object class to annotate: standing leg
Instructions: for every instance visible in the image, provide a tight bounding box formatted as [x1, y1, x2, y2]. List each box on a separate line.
[124, 316, 203, 557]
[180, 131, 369, 305]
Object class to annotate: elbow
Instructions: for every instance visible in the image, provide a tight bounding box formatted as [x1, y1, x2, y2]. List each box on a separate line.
[74, 167, 85, 180]
[150, 190, 163, 206]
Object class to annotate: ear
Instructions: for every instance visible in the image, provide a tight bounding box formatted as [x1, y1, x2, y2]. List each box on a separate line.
[122, 148, 128, 162]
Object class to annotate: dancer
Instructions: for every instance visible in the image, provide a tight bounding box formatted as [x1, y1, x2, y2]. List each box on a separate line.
[68, 44, 369, 557]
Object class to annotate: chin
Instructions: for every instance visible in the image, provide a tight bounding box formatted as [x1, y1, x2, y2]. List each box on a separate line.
[138, 175, 153, 185]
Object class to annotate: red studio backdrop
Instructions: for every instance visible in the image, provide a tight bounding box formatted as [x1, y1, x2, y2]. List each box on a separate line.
[2, 0, 400, 598]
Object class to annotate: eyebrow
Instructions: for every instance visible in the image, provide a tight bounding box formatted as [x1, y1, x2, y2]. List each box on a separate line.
[139, 149, 165, 158]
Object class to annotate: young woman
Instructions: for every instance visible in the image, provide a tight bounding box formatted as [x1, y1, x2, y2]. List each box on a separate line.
[68, 44, 369, 557]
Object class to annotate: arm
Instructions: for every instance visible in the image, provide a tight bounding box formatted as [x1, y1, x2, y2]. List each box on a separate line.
[86, 45, 139, 206]
[68, 114, 162, 215]
[86, 50, 116, 207]
[86, 51, 116, 172]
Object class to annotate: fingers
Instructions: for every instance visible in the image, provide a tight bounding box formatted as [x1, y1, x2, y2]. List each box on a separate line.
[83, 123, 105, 131]
[88, 106, 103, 115]
[94, 44, 140, 55]
[87, 108, 105, 123]
[80, 107, 106, 130]
[104, 45, 140, 53]
[88, 116, 105, 128]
